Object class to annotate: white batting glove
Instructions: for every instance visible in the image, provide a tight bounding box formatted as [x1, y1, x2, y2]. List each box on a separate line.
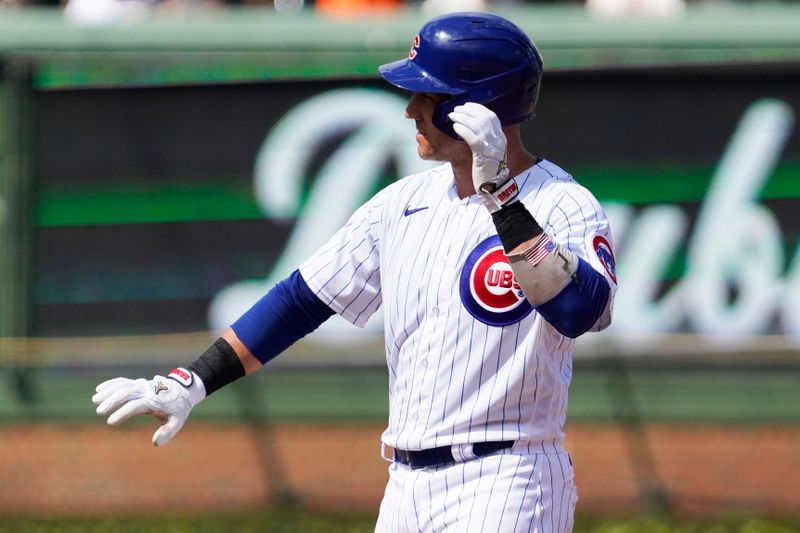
[91, 368, 206, 447]
[448, 102, 518, 213]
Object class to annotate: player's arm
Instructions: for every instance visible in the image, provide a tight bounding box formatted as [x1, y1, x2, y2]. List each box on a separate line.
[496, 210, 609, 338]
[449, 103, 609, 338]
[92, 269, 335, 446]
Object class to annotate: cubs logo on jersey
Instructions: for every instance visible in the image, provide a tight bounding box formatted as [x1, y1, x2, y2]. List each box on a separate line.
[459, 235, 534, 326]
[592, 235, 617, 284]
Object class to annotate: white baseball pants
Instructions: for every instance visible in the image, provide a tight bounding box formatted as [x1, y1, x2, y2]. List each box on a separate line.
[375, 450, 577, 533]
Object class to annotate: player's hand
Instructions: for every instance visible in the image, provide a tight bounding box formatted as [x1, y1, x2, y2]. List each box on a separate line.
[91, 370, 205, 447]
[448, 102, 518, 212]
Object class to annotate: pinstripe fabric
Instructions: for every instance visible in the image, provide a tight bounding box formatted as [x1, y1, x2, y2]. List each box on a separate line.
[300, 160, 616, 450]
[374, 451, 577, 533]
[299, 160, 613, 532]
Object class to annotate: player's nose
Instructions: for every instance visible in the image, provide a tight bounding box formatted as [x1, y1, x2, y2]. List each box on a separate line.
[405, 94, 424, 120]
[404, 104, 418, 120]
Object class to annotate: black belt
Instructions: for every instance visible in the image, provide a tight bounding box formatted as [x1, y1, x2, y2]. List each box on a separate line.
[393, 441, 515, 470]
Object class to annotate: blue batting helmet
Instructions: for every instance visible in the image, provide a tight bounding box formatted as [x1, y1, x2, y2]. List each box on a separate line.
[379, 12, 543, 139]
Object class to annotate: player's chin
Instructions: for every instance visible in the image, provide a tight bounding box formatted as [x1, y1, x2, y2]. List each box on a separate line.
[416, 140, 439, 161]
[416, 145, 434, 160]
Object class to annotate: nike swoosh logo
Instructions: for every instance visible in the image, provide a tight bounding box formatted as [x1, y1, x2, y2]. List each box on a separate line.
[404, 206, 429, 217]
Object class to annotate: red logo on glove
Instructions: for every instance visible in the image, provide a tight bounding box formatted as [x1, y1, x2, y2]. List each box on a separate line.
[496, 180, 518, 203]
[168, 367, 193, 388]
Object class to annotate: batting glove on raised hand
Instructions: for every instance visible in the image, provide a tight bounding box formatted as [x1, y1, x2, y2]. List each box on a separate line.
[92, 368, 205, 447]
[448, 102, 518, 213]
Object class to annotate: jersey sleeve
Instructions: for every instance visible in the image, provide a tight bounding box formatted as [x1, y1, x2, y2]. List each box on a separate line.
[537, 184, 618, 332]
[298, 189, 386, 328]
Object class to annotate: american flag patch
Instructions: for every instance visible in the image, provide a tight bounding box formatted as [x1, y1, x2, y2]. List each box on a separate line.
[523, 234, 555, 267]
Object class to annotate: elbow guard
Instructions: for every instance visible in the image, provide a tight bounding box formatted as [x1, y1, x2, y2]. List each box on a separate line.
[508, 238, 610, 337]
[507, 234, 578, 306]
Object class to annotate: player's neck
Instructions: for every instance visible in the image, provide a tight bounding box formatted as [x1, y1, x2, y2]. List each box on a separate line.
[509, 151, 539, 179]
[505, 126, 538, 178]
[451, 161, 476, 199]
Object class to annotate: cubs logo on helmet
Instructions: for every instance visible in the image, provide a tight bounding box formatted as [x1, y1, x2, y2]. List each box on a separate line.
[459, 235, 534, 327]
[409, 35, 420, 59]
[592, 235, 617, 284]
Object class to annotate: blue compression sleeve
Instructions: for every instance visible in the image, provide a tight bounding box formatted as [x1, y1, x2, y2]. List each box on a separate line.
[231, 269, 335, 364]
[535, 258, 610, 339]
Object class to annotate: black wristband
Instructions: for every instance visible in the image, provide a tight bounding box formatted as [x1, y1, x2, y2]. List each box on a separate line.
[187, 337, 246, 396]
[491, 201, 543, 252]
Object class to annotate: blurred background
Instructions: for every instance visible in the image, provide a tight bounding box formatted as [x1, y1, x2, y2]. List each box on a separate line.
[1, 0, 799, 531]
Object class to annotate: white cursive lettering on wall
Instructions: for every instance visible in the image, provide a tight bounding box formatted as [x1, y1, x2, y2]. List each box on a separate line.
[209, 92, 798, 346]
[685, 99, 793, 336]
[611, 98, 795, 342]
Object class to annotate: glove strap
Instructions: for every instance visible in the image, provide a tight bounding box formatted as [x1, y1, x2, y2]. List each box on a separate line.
[480, 172, 519, 213]
[168, 367, 193, 387]
[167, 367, 206, 407]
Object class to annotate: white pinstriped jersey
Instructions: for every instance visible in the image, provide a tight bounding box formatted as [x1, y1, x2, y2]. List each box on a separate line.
[299, 159, 617, 452]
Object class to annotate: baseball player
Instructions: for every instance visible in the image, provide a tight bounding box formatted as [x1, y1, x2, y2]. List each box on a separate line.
[92, 13, 616, 532]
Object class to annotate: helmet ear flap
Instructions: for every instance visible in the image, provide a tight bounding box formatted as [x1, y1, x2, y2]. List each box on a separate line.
[432, 92, 470, 140]
[529, 70, 544, 119]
